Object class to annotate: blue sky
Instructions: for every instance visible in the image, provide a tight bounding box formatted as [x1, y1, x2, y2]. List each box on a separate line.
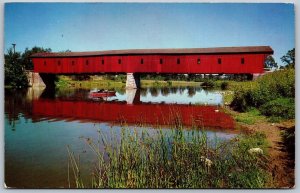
[5, 3, 294, 66]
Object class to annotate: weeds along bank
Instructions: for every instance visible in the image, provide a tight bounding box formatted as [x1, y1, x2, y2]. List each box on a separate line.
[230, 68, 295, 121]
[68, 128, 271, 188]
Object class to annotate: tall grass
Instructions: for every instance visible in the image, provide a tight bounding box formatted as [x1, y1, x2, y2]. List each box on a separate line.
[67, 127, 271, 188]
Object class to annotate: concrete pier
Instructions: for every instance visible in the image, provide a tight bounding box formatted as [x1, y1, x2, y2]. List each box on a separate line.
[126, 73, 140, 89]
[26, 71, 46, 87]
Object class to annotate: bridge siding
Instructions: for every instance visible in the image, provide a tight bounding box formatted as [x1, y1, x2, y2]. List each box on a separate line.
[32, 53, 267, 74]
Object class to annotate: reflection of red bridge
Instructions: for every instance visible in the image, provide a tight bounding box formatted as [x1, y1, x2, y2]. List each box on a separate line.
[30, 46, 273, 88]
[33, 99, 234, 129]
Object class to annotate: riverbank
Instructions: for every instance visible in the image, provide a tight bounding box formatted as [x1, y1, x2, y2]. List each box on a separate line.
[55, 75, 253, 90]
[220, 74, 295, 187]
[231, 110, 295, 188]
[55, 75, 202, 89]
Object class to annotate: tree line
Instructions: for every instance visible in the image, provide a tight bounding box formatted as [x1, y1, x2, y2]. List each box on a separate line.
[4, 46, 295, 88]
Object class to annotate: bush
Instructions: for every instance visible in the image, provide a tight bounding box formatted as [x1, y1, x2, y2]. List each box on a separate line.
[201, 80, 215, 88]
[230, 69, 295, 112]
[259, 98, 295, 120]
[230, 82, 258, 111]
[220, 81, 229, 90]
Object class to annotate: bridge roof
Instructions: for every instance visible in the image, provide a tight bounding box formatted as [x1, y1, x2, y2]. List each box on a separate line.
[31, 46, 273, 58]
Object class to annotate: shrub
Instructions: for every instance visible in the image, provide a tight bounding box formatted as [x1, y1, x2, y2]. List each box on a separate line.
[220, 81, 229, 90]
[230, 82, 257, 111]
[230, 69, 295, 113]
[201, 80, 215, 88]
[259, 98, 295, 120]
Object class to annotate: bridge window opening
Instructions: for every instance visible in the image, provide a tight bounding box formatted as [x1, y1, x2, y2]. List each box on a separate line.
[160, 58, 163, 64]
[44, 61, 46, 65]
[118, 59, 121, 64]
[141, 58, 143, 64]
[86, 60, 89, 65]
[218, 58, 222, 64]
[177, 58, 180, 64]
[102, 59, 104, 65]
[241, 58, 245, 64]
[197, 58, 201, 64]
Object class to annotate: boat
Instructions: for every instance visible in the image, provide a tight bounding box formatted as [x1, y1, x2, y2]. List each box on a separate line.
[89, 89, 116, 98]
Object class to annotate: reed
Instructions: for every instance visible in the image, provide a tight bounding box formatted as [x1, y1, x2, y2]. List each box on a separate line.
[67, 127, 271, 188]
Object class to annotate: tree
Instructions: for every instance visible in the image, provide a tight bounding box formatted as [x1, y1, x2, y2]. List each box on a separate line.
[21, 46, 52, 70]
[264, 55, 278, 69]
[281, 48, 295, 68]
[59, 49, 72, 53]
[5, 48, 28, 88]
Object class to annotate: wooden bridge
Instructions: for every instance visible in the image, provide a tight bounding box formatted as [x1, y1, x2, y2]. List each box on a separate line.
[30, 46, 273, 88]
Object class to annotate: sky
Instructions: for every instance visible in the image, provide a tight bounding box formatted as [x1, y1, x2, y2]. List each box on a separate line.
[4, 3, 295, 66]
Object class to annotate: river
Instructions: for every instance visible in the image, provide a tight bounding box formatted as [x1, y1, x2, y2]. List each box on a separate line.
[4, 86, 236, 188]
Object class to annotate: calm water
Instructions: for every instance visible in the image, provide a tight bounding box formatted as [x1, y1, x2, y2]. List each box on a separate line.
[5, 86, 236, 188]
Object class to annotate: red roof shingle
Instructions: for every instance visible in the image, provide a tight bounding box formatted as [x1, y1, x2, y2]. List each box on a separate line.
[31, 46, 274, 58]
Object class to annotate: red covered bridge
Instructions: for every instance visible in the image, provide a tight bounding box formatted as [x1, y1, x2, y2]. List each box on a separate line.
[31, 46, 273, 88]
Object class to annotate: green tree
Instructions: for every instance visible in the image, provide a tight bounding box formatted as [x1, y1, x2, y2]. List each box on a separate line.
[59, 49, 71, 53]
[5, 48, 28, 88]
[264, 55, 278, 69]
[281, 48, 295, 68]
[21, 46, 52, 70]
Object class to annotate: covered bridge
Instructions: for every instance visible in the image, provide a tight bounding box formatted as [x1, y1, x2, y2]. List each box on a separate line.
[30, 46, 273, 88]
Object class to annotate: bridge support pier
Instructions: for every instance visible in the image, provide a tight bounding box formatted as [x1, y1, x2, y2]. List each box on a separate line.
[126, 73, 140, 89]
[26, 71, 46, 87]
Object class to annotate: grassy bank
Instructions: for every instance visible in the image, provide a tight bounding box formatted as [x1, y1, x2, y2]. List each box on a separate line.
[56, 75, 201, 89]
[68, 127, 271, 188]
[141, 80, 200, 87]
[56, 76, 124, 89]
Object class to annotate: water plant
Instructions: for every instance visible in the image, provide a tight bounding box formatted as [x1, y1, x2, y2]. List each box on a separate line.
[67, 127, 271, 188]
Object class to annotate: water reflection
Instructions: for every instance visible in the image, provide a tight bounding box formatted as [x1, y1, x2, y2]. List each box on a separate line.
[32, 99, 234, 129]
[5, 87, 232, 129]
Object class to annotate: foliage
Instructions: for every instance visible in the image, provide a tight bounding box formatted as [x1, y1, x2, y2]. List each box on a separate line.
[4, 48, 28, 88]
[68, 128, 271, 188]
[230, 68, 295, 113]
[280, 126, 295, 162]
[200, 80, 215, 88]
[259, 98, 295, 120]
[5, 46, 52, 87]
[21, 46, 52, 70]
[281, 48, 295, 68]
[264, 56, 277, 69]
[220, 81, 229, 90]
[234, 108, 264, 125]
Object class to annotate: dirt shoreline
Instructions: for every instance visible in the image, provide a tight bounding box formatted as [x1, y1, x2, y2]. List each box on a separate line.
[239, 120, 295, 188]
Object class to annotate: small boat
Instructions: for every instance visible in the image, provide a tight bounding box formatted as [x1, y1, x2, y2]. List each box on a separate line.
[89, 89, 116, 98]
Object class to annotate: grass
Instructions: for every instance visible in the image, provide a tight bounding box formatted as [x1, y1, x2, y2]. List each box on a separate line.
[56, 76, 125, 89]
[56, 75, 201, 89]
[67, 127, 272, 188]
[141, 80, 200, 87]
[233, 108, 266, 125]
